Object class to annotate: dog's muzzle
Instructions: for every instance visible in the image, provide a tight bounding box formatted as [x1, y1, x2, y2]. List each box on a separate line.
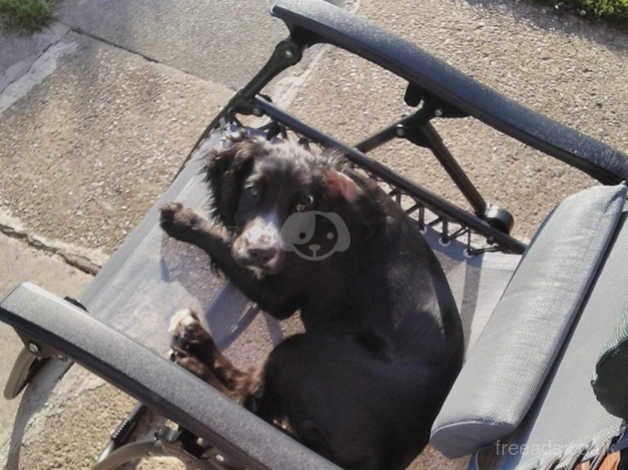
[233, 213, 282, 272]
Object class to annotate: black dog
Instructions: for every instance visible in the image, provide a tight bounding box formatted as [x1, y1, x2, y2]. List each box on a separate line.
[161, 137, 463, 470]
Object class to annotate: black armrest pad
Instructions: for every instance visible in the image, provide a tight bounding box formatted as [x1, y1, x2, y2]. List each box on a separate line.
[0, 283, 338, 470]
[272, 0, 628, 184]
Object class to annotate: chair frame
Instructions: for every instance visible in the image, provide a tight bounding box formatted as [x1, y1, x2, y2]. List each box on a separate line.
[2, 1, 627, 469]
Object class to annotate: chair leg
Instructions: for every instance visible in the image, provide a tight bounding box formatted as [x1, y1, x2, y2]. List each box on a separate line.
[93, 424, 229, 470]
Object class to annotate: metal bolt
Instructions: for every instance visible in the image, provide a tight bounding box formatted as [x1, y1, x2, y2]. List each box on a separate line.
[27, 342, 40, 354]
[395, 125, 406, 137]
[434, 108, 443, 117]
[284, 49, 294, 60]
[216, 454, 225, 463]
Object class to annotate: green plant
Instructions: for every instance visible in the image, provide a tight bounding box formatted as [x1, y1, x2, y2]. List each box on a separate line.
[548, 0, 628, 21]
[0, 0, 55, 34]
[575, 0, 628, 17]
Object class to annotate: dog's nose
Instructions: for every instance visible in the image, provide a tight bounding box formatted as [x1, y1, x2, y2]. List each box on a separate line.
[247, 246, 278, 267]
[308, 244, 321, 255]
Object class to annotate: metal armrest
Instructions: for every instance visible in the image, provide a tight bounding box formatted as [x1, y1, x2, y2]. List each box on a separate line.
[272, 0, 628, 184]
[0, 283, 338, 470]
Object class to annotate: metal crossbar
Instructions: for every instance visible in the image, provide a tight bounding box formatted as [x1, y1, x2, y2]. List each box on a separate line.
[225, 96, 526, 255]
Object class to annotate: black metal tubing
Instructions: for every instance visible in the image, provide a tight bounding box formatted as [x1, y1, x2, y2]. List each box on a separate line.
[354, 110, 487, 216]
[271, 0, 628, 185]
[179, 0, 628, 254]
[216, 38, 302, 118]
[177, 38, 304, 177]
[251, 95, 526, 254]
[354, 108, 432, 153]
[413, 122, 487, 216]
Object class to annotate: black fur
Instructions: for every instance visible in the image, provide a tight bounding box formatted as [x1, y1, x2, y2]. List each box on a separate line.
[161, 137, 463, 469]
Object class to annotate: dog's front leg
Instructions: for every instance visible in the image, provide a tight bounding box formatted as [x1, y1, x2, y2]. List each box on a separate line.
[160, 202, 236, 267]
[160, 203, 297, 317]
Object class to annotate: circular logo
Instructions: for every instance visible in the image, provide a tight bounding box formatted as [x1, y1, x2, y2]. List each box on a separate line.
[280, 211, 350, 261]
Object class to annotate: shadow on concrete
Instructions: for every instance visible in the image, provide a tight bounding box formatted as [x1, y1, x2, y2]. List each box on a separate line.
[3, 361, 72, 469]
[55, 0, 290, 89]
[465, 0, 627, 52]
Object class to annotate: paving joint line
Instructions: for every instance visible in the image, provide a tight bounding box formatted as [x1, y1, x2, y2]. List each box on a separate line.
[0, 221, 103, 275]
[66, 24, 160, 63]
[64, 24, 234, 86]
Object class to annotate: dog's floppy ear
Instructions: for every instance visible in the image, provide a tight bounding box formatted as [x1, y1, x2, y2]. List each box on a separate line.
[324, 170, 363, 202]
[205, 138, 267, 228]
[324, 170, 386, 240]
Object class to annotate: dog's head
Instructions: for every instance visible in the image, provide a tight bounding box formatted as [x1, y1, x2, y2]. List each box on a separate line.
[205, 137, 383, 277]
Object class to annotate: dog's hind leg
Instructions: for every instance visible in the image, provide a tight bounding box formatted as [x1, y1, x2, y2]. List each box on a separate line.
[168, 308, 263, 406]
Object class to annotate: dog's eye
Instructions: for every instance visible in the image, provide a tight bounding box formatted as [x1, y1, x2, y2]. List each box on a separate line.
[295, 194, 314, 212]
[245, 184, 261, 199]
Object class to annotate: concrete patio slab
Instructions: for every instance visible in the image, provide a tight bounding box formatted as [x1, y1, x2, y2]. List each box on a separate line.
[56, 0, 289, 89]
[0, 31, 232, 253]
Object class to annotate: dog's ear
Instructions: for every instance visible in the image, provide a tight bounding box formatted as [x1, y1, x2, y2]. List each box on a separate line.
[323, 170, 386, 240]
[205, 138, 267, 228]
[323, 170, 363, 202]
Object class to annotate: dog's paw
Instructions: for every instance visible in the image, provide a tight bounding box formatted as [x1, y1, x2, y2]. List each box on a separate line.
[168, 308, 222, 382]
[160, 202, 183, 223]
[160, 202, 203, 237]
[168, 307, 199, 335]
[169, 308, 215, 352]
[169, 307, 206, 342]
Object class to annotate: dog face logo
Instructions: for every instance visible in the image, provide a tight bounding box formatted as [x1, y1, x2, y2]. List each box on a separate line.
[280, 211, 350, 261]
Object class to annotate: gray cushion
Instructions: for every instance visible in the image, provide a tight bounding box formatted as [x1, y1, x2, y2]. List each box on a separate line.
[466, 201, 628, 469]
[430, 184, 627, 458]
